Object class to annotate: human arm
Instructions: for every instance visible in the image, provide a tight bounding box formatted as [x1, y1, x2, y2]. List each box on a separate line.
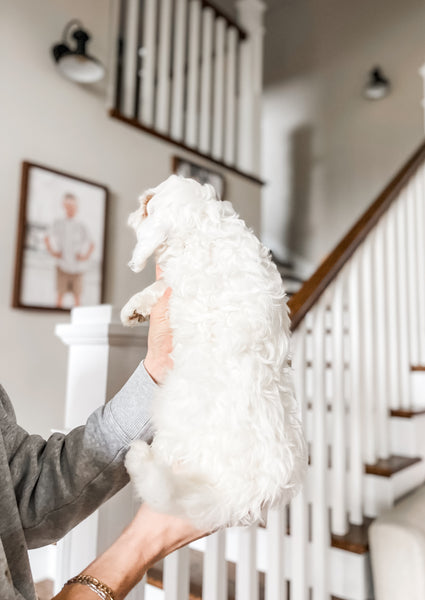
[0, 361, 155, 549]
[53, 504, 207, 600]
[76, 241, 95, 262]
[2, 280, 172, 548]
[44, 234, 62, 258]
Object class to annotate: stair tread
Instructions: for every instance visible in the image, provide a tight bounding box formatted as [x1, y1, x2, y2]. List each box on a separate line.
[390, 408, 425, 418]
[365, 454, 422, 477]
[331, 517, 374, 554]
[411, 365, 425, 371]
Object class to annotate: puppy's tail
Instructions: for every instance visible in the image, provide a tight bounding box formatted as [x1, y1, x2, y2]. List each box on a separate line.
[125, 440, 227, 530]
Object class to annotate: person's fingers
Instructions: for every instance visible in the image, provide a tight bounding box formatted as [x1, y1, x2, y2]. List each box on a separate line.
[156, 264, 163, 280]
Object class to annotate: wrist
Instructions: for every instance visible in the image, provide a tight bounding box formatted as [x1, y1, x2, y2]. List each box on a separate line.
[143, 355, 164, 384]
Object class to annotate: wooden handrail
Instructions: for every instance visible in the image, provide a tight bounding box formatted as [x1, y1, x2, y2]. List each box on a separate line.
[288, 139, 425, 331]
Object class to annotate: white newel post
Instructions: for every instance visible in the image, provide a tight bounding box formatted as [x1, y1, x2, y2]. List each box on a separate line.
[54, 305, 149, 599]
[236, 0, 265, 176]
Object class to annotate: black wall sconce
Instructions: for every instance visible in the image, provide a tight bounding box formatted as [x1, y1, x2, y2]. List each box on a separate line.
[363, 67, 391, 100]
[52, 19, 105, 83]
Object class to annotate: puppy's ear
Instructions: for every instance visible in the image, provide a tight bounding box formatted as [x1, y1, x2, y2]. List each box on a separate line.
[128, 192, 154, 231]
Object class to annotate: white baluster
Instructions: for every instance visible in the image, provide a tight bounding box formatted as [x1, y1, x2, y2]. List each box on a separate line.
[291, 323, 309, 600]
[156, 0, 173, 133]
[139, 0, 158, 127]
[185, 0, 201, 147]
[311, 301, 329, 598]
[170, 0, 188, 141]
[419, 62, 425, 134]
[199, 7, 214, 154]
[406, 178, 420, 365]
[360, 238, 377, 464]
[330, 277, 348, 535]
[236, 526, 258, 600]
[203, 530, 227, 600]
[396, 192, 412, 409]
[106, 0, 122, 110]
[164, 547, 190, 600]
[347, 254, 364, 524]
[373, 221, 390, 458]
[236, 0, 266, 175]
[122, 0, 140, 118]
[415, 165, 425, 364]
[212, 17, 226, 160]
[266, 508, 287, 600]
[385, 203, 402, 410]
[224, 27, 238, 166]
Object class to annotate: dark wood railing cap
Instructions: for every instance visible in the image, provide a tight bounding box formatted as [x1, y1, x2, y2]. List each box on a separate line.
[200, 0, 248, 40]
[288, 139, 425, 331]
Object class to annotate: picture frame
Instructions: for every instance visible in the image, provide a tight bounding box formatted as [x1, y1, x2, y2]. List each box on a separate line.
[12, 161, 108, 312]
[172, 156, 226, 199]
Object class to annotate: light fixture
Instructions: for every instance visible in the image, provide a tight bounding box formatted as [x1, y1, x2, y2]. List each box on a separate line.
[363, 67, 391, 100]
[52, 19, 105, 83]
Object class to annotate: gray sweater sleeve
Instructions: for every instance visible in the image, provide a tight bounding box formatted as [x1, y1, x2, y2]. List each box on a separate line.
[0, 361, 156, 549]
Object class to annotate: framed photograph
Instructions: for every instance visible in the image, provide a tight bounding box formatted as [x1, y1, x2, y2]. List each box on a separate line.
[12, 162, 108, 311]
[172, 156, 225, 199]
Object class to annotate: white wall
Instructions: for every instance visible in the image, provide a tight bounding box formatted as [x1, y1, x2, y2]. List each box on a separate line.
[262, 0, 425, 272]
[0, 0, 261, 437]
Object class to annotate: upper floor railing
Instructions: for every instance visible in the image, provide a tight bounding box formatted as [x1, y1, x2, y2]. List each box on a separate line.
[107, 0, 266, 179]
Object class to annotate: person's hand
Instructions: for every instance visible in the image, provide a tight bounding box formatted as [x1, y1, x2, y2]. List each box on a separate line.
[53, 503, 209, 600]
[144, 267, 173, 384]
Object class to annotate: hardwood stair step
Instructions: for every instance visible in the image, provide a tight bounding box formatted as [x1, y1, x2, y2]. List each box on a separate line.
[411, 365, 425, 371]
[331, 517, 373, 554]
[364, 454, 422, 477]
[147, 549, 266, 600]
[390, 408, 425, 418]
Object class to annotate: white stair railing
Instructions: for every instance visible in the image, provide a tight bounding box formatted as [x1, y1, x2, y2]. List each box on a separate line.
[289, 151, 425, 598]
[108, 0, 265, 177]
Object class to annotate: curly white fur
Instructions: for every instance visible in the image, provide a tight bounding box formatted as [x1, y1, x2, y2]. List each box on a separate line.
[121, 175, 307, 530]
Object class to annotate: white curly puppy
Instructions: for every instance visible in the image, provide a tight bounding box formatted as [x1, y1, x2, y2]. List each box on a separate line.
[121, 175, 307, 530]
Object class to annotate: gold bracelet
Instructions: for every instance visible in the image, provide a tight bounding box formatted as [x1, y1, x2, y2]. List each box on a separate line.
[65, 575, 116, 600]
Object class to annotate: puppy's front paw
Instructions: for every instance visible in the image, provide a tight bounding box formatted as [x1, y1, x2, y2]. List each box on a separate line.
[120, 298, 150, 327]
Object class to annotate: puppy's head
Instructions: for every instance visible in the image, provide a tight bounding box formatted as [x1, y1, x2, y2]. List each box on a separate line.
[128, 175, 217, 272]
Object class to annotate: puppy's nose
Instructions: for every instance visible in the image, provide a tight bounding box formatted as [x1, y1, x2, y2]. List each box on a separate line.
[128, 260, 142, 273]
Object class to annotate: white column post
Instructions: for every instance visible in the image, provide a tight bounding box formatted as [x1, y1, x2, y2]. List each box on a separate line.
[106, 0, 122, 110]
[170, 0, 188, 141]
[54, 305, 149, 600]
[419, 62, 425, 134]
[140, 0, 158, 127]
[164, 547, 190, 600]
[122, 0, 140, 118]
[156, 0, 173, 134]
[199, 7, 214, 154]
[202, 530, 227, 600]
[212, 17, 226, 161]
[236, 526, 258, 600]
[236, 0, 266, 175]
[185, 0, 201, 147]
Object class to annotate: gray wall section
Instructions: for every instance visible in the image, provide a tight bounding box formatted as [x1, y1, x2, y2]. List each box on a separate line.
[262, 0, 425, 274]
